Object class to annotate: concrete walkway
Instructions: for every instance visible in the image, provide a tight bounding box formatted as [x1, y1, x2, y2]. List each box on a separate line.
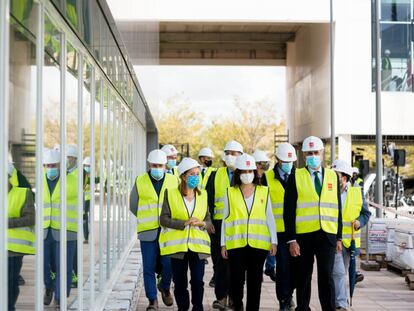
[135, 244, 414, 311]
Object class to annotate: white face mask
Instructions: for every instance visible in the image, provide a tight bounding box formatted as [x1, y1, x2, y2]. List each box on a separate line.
[240, 172, 254, 185]
[225, 155, 236, 169]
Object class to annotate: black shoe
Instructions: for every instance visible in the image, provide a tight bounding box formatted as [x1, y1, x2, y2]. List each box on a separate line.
[356, 272, 364, 283]
[44, 288, 54, 306]
[18, 275, 25, 286]
[264, 268, 277, 282]
[54, 299, 60, 309]
[209, 276, 215, 288]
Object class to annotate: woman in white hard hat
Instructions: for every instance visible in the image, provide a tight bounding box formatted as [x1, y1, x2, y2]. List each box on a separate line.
[159, 157, 212, 311]
[161, 144, 179, 178]
[331, 159, 370, 311]
[221, 153, 277, 311]
[130, 149, 178, 310]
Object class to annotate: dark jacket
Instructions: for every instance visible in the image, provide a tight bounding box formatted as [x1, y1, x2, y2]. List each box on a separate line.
[283, 167, 343, 246]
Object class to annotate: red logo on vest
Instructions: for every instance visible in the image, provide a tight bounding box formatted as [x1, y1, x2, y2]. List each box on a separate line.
[328, 183, 333, 191]
[309, 142, 314, 148]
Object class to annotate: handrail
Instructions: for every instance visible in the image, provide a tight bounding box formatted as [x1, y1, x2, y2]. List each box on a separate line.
[367, 200, 414, 220]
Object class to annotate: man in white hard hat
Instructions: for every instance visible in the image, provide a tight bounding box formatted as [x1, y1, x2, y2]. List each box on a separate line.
[331, 160, 370, 311]
[42, 148, 79, 307]
[161, 144, 179, 178]
[198, 147, 217, 190]
[351, 167, 363, 187]
[265, 142, 297, 310]
[82, 157, 92, 244]
[66, 144, 78, 174]
[284, 136, 342, 311]
[130, 149, 179, 310]
[206, 140, 243, 310]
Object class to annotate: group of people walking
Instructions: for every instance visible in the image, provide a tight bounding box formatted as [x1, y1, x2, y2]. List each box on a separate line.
[132, 136, 371, 311]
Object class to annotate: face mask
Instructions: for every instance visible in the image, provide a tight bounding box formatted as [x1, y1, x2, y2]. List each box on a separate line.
[167, 159, 176, 169]
[204, 160, 213, 167]
[225, 155, 236, 169]
[280, 162, 293, 174]
[7, 162, 14, 177]
[187, 175, 200, 189]
[150, 168, 165, 180]
[46, 167, 59, 180]
[306, 155, 322, 170]
[84, 166, 91, 174]
[240, 172, 254, 185]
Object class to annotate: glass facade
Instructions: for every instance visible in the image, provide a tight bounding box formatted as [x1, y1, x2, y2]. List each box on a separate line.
[1, 0, 155, 310]
[373, 0, 414, 92]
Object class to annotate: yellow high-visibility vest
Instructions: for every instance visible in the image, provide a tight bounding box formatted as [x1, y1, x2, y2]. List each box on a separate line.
[159, 188, 210, 256]
[8, 187, 35, 255]
[225, 185, 271, 251]
[9, 168, 19, 187]
[43, 171, 79, 232]
[84, 173, 91, 201]
[135, 173, 178, 233]
[354, 177, 363, 187]
[266, 170, 285, 233]
[172, 167, 180, 178]
[213, 167, 231, 220]
[199, 167, 217, 190]
[295, 168, 339, 234]
[342, 187, 362, 248]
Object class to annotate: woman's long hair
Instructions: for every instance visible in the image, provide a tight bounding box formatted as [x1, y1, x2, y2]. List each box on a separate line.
[232, 169, 262, 187]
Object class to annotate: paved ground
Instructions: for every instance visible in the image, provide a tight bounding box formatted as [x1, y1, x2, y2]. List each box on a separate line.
[136, 251, 414, 311]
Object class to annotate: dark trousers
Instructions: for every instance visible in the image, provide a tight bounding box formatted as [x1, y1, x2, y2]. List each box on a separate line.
[8, 256, 23, 311]
[294, 230, 336, 311]
[83, 200, 90, 241]
[171, 251, 205, 311]
[228, 246, 268, 311]
[210, 220, 229, 300]
[275, 237, 294, 303]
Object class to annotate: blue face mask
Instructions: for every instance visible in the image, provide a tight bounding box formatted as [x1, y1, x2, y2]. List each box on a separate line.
[150, 168, 165, 180]
[84, 166, 91, 174]
[187, 175, 200, 189]
[46, 167, 59, 180]
[280, 162, 293, 174]
[167, 159, 176, 169]
[306, 155, 322, 169]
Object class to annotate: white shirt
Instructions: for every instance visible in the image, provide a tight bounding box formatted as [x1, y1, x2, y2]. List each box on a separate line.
[220, 189, 278, 247]
[307, 166, 323, 185]
[183, 197, 195, 216]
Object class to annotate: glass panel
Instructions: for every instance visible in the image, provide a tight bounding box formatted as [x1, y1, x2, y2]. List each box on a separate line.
[381, 0, 412, 22]
[8, 5, 38, 310]
[66, 0, 79, 31]
[380, 23, 413, 91]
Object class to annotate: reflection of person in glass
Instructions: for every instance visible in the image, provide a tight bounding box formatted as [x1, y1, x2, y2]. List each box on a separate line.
[43, 148, 78, 307]
[382, 49, 392, 90]
[7, 168, 35, 311]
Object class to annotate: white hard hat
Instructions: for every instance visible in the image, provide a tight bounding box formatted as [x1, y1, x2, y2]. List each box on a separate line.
[352, 167, 359, 174]
[224, 140, 243, 153]
[302, 136, 324, 152]
[66, 144, 78, 158]
[235, 153, 257, 170]
[83, 157, 91, 166]
[198, 147, 214, 158]
[177, 157, 200, 176]
[276, 142, 297, 162]
[161, 144, 178, 156]
[43, 148, 60, 165]
[252, 150, 270, 162]
[147, 149, 167, 165]
[332, 159, 353, 177]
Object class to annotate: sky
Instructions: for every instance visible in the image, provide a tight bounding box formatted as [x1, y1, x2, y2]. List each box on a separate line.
[135, 65, 286, 123]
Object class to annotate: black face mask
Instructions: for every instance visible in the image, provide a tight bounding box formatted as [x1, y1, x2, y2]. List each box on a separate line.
[205, 160, 213, 167]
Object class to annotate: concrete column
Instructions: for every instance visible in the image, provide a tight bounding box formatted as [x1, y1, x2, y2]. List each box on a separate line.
[337, 134, 352, 164]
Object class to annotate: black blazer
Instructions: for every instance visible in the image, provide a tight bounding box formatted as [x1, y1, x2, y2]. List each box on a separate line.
[283, 167, 342, 246]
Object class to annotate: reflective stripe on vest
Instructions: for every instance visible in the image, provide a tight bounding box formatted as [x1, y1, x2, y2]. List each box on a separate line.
[43, 170, 79, 232]
[135, 173, 178, 233]
[213, 167, 231, 220]
[159, 189, 210, 256]
[199, 167, 217, 190]
[265, 170, 285, 233]
[342, 187, 363, 248]
[8, 187, 35, 254]
[225, 185, 271, 251]
[295, 168, 339, 234]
